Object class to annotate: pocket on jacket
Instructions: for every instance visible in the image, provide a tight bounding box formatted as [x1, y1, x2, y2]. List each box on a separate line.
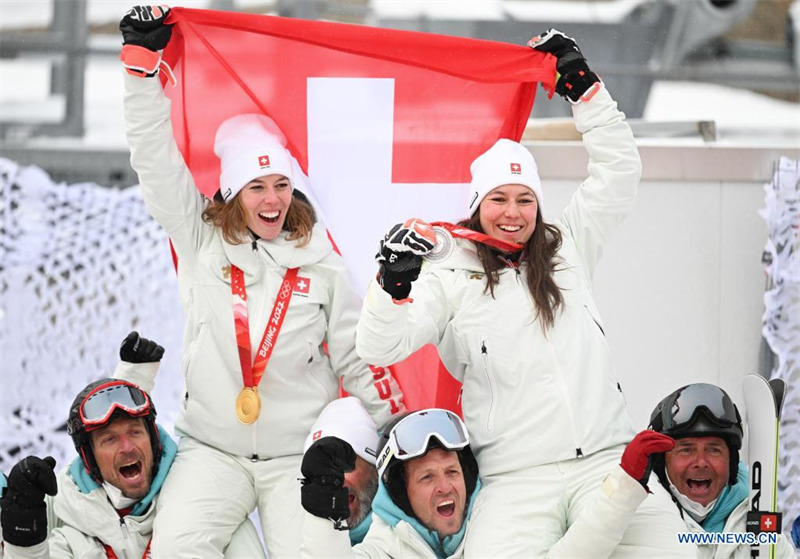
[480, 335, 497, 433]
[582, 302, 606, 337]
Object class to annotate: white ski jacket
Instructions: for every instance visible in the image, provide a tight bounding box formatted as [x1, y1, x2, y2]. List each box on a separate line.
[301, 514, 467, 559]
[3, 469, 154, 559]
[123, 74, 403, 459]
[682, 499, 795, 559]
[357, 84, 638, 476]
[299, 466, 650, 559]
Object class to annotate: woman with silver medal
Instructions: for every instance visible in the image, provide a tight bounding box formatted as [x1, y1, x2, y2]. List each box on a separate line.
[118, 6, 404, 558]
[356, 30, 694, 558]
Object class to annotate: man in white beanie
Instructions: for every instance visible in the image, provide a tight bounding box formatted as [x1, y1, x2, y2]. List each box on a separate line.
[302, 398, 380, 545]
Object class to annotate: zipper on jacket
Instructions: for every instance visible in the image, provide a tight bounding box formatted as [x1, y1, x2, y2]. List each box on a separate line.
[480, 336, 497, 432]
[251, 417, 259, 459]
[546, 342, 582, 459]
[119, 517, 130, 540]
[306, 341, 329, 399]
[583, 303, 605, 336]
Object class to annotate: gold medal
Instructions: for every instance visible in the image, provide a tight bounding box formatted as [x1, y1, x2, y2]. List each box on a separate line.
[235, 387, 261, 424]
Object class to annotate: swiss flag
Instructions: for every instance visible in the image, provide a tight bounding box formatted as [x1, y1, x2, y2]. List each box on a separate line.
[160, 8, 555, 413]
[510, 162, 522, 174]
[258, 155, 271, 168]
[760, 514, 778, 532]
[295, 276, 311, 294]
[312, 430, 322, 441]
[161, 8, 554, 196]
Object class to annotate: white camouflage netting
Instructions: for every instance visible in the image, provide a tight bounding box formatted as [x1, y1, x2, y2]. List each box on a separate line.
[0, 158, 185, 471]
[760, 157, 800, 535]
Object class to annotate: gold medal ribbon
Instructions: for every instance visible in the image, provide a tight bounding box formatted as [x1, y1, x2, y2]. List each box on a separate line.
[231, 265, 299, 424]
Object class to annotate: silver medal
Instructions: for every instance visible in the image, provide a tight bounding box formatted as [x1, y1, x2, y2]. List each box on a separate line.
[423, 226, 455, 263]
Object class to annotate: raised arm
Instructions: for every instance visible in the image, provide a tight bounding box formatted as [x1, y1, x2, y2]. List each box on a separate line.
[112, 331, 164, 394]
[120, 6, 209, 259]
[530, 29, 641, 275]
[356, 220, 453, 367]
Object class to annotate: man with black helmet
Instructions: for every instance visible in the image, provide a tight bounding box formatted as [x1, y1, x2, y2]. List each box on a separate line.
[0, 333, 264, 559]
[649, 382, 794, 558]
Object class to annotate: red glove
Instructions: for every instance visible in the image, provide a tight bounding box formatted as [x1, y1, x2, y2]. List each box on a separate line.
[620, 431, 674, 490]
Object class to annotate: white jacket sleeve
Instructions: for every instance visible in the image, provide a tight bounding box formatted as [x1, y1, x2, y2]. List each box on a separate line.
[112, 361, 159, 394]
[123, 73, 208, 260]
[356, 270, 452, 368]
[323, 256, 405, 426]
[2, 542, 50, 559]
[300, 513, 397, 559]
[559, 84, 641, 277]
[545, 466, 648, 559]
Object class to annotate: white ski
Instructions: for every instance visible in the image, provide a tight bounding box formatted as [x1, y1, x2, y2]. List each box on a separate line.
[742, 374, 786, 559]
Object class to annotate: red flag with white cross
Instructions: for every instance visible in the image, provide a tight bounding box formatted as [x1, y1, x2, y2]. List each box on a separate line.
[294, 276, 311, 294]
[160, 7, 556, 413]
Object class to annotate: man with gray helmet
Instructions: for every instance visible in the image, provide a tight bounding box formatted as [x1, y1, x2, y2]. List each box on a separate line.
[649, 383, 794, 559]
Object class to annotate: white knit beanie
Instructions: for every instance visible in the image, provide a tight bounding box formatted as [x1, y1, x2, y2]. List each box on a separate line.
[213, 114, 294, 203]
[466, 138, 543, 217]
[303, 397, 379, 465]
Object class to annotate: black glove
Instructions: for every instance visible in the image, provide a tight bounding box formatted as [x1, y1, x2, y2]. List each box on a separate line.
[528, 28, 601, 104]
[1, 456, 57, 547]
[119, 5, 172, 51]
[376, 220, 436, 299]
[120, 331, 165, 364]
[300, 437, 355, 525]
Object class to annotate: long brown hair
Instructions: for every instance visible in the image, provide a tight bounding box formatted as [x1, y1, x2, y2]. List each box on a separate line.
[458, 210, 564, 329]
[202, 190, 316, 246]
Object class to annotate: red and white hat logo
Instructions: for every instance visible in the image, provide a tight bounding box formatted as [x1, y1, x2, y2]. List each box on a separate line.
[258, 155, 271, 168]
[510, 162, 522, 174]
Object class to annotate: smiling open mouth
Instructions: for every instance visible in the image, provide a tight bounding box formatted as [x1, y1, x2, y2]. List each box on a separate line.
[258, 211, 280, 224]
[119, 461, 142, 479]
[497, 225, 522, 232]
[436, 500, 455, 517]
[686, 478, 712, 491]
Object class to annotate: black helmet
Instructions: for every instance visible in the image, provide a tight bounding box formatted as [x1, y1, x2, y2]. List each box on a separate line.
[67, 378, 161, 483]
[376, 409, 479, 518]
[649, 383, 743, 486]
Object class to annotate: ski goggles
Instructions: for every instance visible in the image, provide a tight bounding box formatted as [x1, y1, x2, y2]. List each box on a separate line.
[79, 381, 152, 430]
[377, 408, 469, 477]
[653, 383, 739, 432]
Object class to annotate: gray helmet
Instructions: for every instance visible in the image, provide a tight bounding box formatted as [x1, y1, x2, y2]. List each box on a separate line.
[649, 383, 743, 486]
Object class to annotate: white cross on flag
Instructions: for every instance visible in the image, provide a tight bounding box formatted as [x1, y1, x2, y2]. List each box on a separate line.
[510, 162, 522, 174]
[258, 155, 271, 168]
[295, 276, 311, 294]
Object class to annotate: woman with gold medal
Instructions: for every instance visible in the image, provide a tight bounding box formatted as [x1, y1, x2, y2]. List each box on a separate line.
[119, 6, 405, 558]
